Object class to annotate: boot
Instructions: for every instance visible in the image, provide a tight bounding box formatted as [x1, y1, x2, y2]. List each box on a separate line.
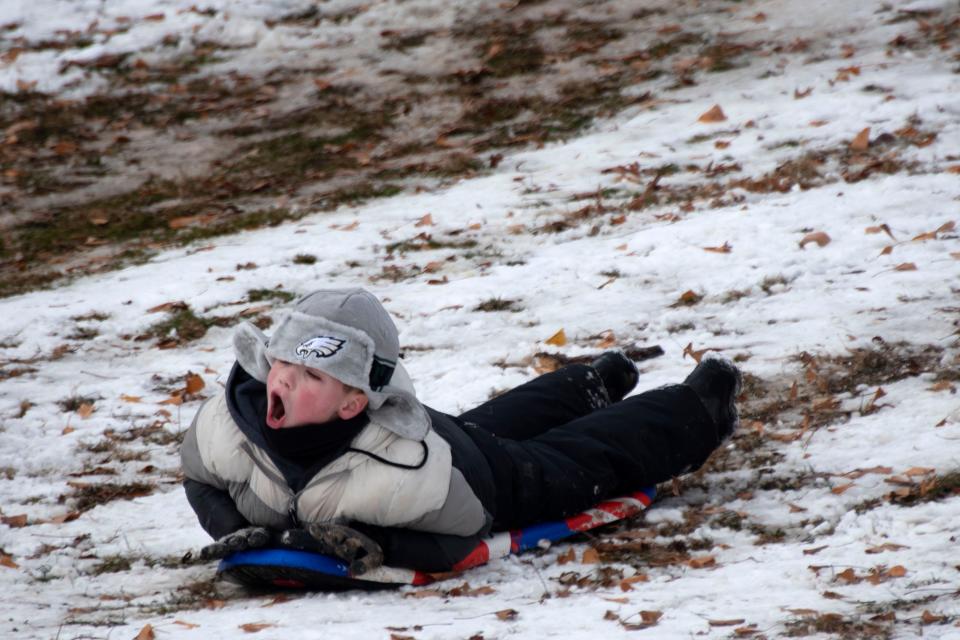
[683, 355, 742, 440]
[590, 351, 639, 402]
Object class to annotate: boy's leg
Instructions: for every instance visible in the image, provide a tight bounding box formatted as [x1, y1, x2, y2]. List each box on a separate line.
[458, 353, 638, 441]
[481, 360, 739, 529]
[458, 364, 609, 441]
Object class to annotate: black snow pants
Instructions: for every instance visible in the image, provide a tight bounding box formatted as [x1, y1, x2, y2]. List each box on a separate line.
[459, 364, 722, 530]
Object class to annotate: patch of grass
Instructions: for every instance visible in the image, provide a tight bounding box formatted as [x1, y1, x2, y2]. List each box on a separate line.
[474, 298, 521, 312]
[66, 326, 99, 340]
[90, 555, 133, 575]
[385, 234, 478, 255]
[71, 312, 110, 322]
[292, 253, 317, 265]
[146, 305, 211, 345]
[65, 481, 155, 512]
[57, 395, 99, 412]
[248, 288, 295, 303]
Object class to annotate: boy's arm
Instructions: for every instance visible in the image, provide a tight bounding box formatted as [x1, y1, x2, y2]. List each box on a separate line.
[183, 478, 251, 540]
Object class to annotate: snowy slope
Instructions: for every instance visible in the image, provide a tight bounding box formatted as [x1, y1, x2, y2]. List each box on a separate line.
[1, 0, 959, 638]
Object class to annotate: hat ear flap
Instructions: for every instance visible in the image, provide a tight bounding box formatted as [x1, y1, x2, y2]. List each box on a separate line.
[233, 321, 272, 382]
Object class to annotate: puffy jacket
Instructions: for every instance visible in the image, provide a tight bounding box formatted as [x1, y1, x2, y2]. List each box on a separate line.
[181, 364, 497, 571]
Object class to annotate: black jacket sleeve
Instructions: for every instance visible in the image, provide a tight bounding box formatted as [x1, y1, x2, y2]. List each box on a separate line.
[352, 522, 485, 573]
[184, 478, 250, 540]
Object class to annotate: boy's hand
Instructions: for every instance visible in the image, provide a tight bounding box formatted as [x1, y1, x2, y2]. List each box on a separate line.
[281, 524, 383, 575]
[198, 526, 272, 561]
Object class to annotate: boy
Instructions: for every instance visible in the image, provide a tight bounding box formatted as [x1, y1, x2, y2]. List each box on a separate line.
[181, 288, 741, 574]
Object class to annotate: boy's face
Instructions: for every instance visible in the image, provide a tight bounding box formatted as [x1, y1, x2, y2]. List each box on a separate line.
[265, 360, 367, 429]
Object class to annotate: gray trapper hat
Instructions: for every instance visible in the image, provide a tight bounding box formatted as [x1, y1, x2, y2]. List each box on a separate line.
[232, 288, 430, 441]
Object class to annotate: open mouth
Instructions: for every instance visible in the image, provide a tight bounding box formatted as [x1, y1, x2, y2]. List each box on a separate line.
[266, 392, 286, 429]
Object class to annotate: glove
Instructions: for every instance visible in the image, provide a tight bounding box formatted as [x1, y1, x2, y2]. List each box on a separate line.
[198, 526, 272, 561]
[280, 524, 383, 575]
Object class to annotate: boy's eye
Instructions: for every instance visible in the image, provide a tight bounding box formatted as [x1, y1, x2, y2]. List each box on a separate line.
[306, 370, 323, 381]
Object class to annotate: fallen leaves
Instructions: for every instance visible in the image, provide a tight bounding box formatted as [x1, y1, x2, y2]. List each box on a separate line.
[159, 371, 206, 405]
[799, 231, 831, 249]
[134, 624, 155, 640]
[849, 127, 871, 151]
[544, 329, 567, 346]
[239, 622, 275, 633]
[698, 105, 727, 123]
[671, 290, 703, 307]
[703, 242, 732, 253]
[0, 553, 18, 569]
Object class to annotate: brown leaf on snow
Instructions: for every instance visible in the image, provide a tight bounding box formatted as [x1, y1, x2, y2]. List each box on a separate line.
[866, 543, 908, 554]
[120, 394, 142, 403]
[850, 127, 871, 151]
[415, 213, 434, 227]
[893, 262, 917, 271]
[844, 466, 893, 479]
[698, 104, 727, 123]
[581, 548, 600, 564]
[921, 610, 945, 624]
[799, 231, 831, 249]
[0, 553, 19, 569]
[173, 620, 199, 629]
[672, 290, 703, 307]
[77, 402, 95, 419]
[703, 242, 732, 253]
[1, 514, 27, 527]
[134, 624, 156, 640]
[545, 329, 567, 346]
[557, 547, 576, 565]
[929, 381, 956, 392]
[831, 483, 855, 495]
[710, 619, 746, 627]
[185, 373, 205, 395]
[688, 555, 716, 569]
[879, 245, 894, 256]
[836, 568, 859, 583]
[904, 466, 935, 477]
[802, 545, 828, 556]
[619, 574, 649, 591]
[495, 609, 518, 621]
[239, 622, 275, 633]
[865, 223, 896, 240]
[682, 342, 713, 363]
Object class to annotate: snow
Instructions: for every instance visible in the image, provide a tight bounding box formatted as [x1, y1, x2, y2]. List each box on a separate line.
[1, 0, 960, 638]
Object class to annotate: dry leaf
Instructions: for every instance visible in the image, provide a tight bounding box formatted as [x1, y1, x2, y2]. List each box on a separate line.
[185, 372, 205, 394]
[831, 483, 855, 495]
[698, 104, 727, 123]
[674, 290, 703, 306]
[1, 514, 27, 527]
[904, 466, 934, 476]
[887, 565, 907, 577]
[62, 425, 75, 435]
[239, 622, 275, 633]
[640, 611, 663, 624]
[495, 609, 518, 621]
[802, 545, 828, 556]
[545, 329, 567, 346]
[0, 554, 18, 569]
[682, 342, 711, 363]
[582, 548, 600, 564]
[850, 127, 870, 150]
[557, 548, 576, 565]
[929, 381, 955, 392]
[937, 221, 955, 233]
[893, 262, 917, 272]
[921, 610, 945, 624]
[865, 223, 895, 240]
[788, 609, 819, 616]
[415, 213, 434, 227]
[160, 394, 184, 406]
[134, 624, 156, 640]
[595, 330, 616, 349]
[688, 555, 716, 569]
[799, 231, 831, 248]
[703, 242, 732, 253]
[120, 394, 142, 403]
[865, 543, 908, 554]
[172, 620, 199, 629]
[709, 619, 746, 627]
[77, 403, 95, 419]
[836, 568, 859, 583]
[619, 574, 649, 591]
